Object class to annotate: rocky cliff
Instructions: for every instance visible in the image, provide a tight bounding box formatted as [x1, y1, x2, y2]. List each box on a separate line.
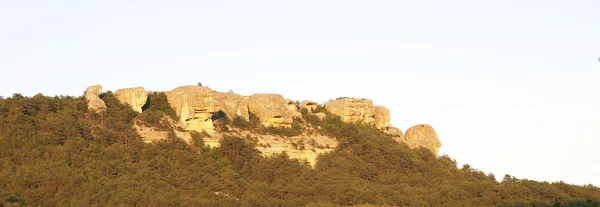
[114, 87, 148, 113]
[84, 84, 443, 165]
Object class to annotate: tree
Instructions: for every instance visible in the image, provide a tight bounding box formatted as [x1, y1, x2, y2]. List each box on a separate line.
[197, 82, 202, 86]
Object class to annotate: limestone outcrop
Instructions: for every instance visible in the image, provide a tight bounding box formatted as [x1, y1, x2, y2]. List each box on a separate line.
[248, 94, 295, 127]
[213, 92, 250, 121]
[301, 100, 318, 112]
[387, 127, 403, 137]
[114, 87, 148, 113]
[404, 124, 441, 155]
[325, 98, 392, 130]
[285, 99, 302, 118]
[374, 106, 391, 129]
[85, 85, 107, 113]
[325, 98, 376, 126]
[166, 86, 217, 133]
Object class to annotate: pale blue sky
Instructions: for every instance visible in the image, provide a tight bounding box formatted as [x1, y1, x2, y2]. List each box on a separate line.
[1, 1, 599, 186]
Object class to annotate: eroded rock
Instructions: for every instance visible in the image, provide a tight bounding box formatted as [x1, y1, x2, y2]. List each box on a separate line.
[374, 106, 391, 129]
[285, 99, 298, 111]
[166, 86, 217, 133]
[213, 92, 250, 121]
[85, 85, 107, 113]
[114, 87, 148, 113]
[387, 126, 403, 137]
[404, 124, 441, 155]
[325, 98, 376, 126]
[301, 100, 319, 112]
[248, 94, 295, 127]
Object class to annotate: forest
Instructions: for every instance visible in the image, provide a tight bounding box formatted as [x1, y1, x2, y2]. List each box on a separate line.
[0, 92, 599, 206]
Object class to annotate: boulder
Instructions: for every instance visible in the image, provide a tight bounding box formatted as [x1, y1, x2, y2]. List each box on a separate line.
[248, 94, 295, 127]
[213, 92, 250, 121]
[374, 106, 391, 129]
[387, 126, 403, 143]
[301, 100, 319, 112]
[325, 98, 376, 126]
[404, 124, 441, 155]
[387, 126, 403, 137]
[285, 99, 298, 111]
[114, 87, 148, 113]
[85, 85, 107, 113]
[166, 86, 217, 133]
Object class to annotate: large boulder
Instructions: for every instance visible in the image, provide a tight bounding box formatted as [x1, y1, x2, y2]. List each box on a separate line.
[325, 98, 376, 126]
[85, 85, 107, 113]
[301, 100, 319, 112]
[387, 126, 404, 143]
[114, 87, 148, 113]
[285, 99, 302, 118]
[248, 94, 295, 127]
[285, 99, 298, 111]
[213, 92, 250, 121]
[404, 124, 441, 155]
[374, 106, 391, 129]
[166, 86, 217, 133]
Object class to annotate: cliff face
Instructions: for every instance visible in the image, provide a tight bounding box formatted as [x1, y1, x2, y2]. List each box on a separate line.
[115, 87, 148, 113]
[85, 85, 107, 113]
[85, 84, 443, 165]
[404, 124, 441, 155]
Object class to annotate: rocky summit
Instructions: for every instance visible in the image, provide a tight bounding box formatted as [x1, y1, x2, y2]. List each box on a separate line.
[114, 87, 148, 113]
[84, 84, 443, 164]
[404, 124, 442, 155]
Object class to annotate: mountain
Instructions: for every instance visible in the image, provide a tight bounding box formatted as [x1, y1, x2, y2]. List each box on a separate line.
[0, 85, 598, 206]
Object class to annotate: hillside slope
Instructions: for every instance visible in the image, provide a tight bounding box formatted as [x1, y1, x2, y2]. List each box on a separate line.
[0, 92, 599, 206]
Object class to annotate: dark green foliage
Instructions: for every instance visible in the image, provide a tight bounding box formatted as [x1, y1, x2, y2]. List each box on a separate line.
[311, 105, 327, 114]
[1, 93, 599, 206]
[137, 91, 177, 130]
[231, 115, 250, 129]
[213, 111, 230, 132]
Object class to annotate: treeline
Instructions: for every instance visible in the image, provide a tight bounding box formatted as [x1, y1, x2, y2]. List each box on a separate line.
[0, 93, 599, 206]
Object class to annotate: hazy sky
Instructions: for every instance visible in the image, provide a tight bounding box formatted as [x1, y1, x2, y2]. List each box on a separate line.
[1, 1, 599, 186]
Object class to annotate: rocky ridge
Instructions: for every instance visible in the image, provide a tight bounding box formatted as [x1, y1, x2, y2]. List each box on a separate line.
[85, 84, 442, 164]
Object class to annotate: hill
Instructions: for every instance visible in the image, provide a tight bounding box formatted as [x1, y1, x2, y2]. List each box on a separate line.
[0, 86, 599, 206]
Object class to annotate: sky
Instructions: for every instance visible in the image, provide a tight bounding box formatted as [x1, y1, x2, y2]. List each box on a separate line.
[1, 0, 599, 186]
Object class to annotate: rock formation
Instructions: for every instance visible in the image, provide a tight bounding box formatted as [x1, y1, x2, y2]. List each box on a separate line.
[325, 98, 375, 125]
[387, 127, 403, 137]
[213, 92, 250, 121]
[324, 98, 392, 130]
[374, 106, 391, 129]
[85, 85, 107, 113]
[248, 94, 295, 127]
[166, 86, 217, 133]
[114, 87, 148, 113]
[404, 124, 441, 155]
[301, 100, 318, 112]
[285, 99, 302, 118]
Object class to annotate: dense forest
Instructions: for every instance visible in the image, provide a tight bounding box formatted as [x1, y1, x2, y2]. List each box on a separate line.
[0, 92, 599, 206]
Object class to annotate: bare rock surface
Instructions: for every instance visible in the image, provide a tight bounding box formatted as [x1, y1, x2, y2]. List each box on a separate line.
[213, 92, 250, 121]
[85, 85, 107, 113]
[301, 100, 319, 112]
[166, 86, 217, 133]
[248, 94, 295, 127]
[114, 87, 148, 113]
[325, 98, 376, 126]
[374, 106, 391, 129]
[404, 124, 441, 155]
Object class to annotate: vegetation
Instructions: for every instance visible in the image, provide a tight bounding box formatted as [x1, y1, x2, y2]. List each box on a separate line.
[0, 93, 599, 206]
[138, 91, 177, 131]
